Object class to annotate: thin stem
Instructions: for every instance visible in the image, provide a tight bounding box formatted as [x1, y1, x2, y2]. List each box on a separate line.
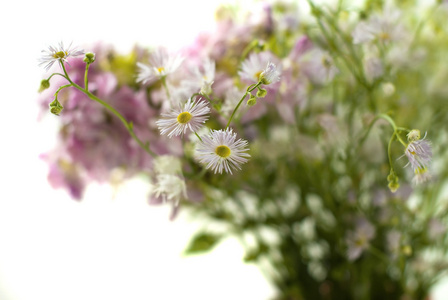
[55, 84, 73, 98]
[226, 82, 262, 129]
[387, 132, 396, 170]
[60, 62, 156, 158]
[78, 86, 157, 157]
[194, 131, 203, 142]
[241, 39, 260, 62]
[60, 61, 75, 85]
[84, 63, 91, 91]
[161, 76, 170, 99]
[191, 92, 212, 103]
[47, 72, 67, 81]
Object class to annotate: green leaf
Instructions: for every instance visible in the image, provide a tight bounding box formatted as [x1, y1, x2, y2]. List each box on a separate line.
[184, 232, 222, 255]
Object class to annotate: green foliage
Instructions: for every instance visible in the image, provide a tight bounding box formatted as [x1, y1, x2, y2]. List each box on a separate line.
[184, 232, 222, 255]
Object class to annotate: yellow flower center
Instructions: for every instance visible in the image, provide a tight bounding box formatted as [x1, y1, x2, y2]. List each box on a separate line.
[157, 67, 165, 74]
[415, 167, 427, 175]
[53, 51, 67, 59]
[215, 145, 231, 158]
[177, 112, 192, 124]
[379, 32, 390, 41]
[254, 70, 263, 80]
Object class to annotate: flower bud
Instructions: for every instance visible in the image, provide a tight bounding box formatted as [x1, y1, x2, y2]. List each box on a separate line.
[39, 79, 50, 92]
[388, 181, 400, 193]
[49, 99, 64, 116]
[246, 95, 257, 107]
[256, 87, 267, 98]
[407, 129, 421, 142]
[83, 52, 96, 64]
[387, 169, 399, 193]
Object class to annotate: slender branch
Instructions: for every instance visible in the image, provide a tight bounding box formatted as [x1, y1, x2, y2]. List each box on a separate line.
[226, 82, 262, 129]
[84, 63, 91, 91]
[60, 61, 157, 158]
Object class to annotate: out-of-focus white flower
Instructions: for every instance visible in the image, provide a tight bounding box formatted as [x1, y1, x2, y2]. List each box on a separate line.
[192, 58, 216, 95]
[364, 56, 384, 81]
[301, 49, 338, 85]
[153, 155, 182, 175]
[386, 230, 401, 255]
[39, 42, 85, 71]
[352, 8, 406, 44]
[196, 128, 250, 174]
[156, 98, 210, 138]
[346, 218, 376, 261]
[151, 174, 187, 206]
[136, 47, 184, 84]
[428, 219, 446, 240]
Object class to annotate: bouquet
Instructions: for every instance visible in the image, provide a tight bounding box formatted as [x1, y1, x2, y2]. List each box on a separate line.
[36, 1, 448, 299]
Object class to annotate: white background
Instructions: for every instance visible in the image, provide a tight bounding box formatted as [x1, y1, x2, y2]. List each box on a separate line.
[0, 0, 447, 299]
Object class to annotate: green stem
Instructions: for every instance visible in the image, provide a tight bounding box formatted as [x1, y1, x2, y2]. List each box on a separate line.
[226, 82, 261, 129]
[241, 39, 261, 62]
[387, 132, 396, 170]
[194, 131, 203, 142]
[191, 92, 212, 103]
[55, 84, 73, 98]
[358, 114, 408, 150]
[161, 76, 170, 99]
[47, 72, 66, 81]
[60, 62, 157, 158]
[84, 63, 91, 91]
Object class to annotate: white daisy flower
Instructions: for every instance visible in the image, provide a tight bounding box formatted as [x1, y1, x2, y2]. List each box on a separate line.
[238, 52, 280, 84]
[136, 47, 184, 84]
[155, 98, 210, 138]
[39, 42, 85, 71]
[302, 49, 339, 85]
[196, 128, 250, 174]
[239, 52, 266, 83]
[352, 7, 406, 45]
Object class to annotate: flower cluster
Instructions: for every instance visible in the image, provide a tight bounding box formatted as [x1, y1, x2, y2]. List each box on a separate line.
[37, 1, 448, 299]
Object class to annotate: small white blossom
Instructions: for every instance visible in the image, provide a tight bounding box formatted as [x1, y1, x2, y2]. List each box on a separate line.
[352, 8, 406, 44]
[302, 49, 338, 85]
[155, 98, 210, 138]
[190, 58, 216, 95]
[39, 42, 84, 71]
[404, 131, 432, 184]
[153, 155, 182, 175]
[151, 174, 187, 206]
[259, 61, 281, 85]
[136, 47, 184, 84]
[239, 52, 281, 84]
[196, 128, 250, 174]
[346, 218, 375, 261]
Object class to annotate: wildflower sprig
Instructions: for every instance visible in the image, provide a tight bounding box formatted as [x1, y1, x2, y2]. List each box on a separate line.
[39, 45, 156, 157]
[359, 113, 433, 191]
[226, 81, 262, 129]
